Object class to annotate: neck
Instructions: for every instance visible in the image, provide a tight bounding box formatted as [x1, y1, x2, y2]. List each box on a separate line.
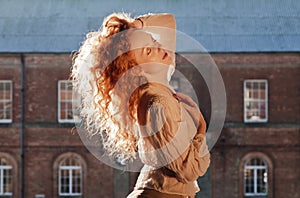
[146, 73, 169, 87]
[140, 63, 175, 92]
[143, 70, 175, 93]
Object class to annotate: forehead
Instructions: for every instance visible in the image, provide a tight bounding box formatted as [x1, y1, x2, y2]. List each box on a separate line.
[129, 30, 153, 49]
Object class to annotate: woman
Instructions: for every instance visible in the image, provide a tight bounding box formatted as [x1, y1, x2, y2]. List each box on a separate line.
[71, 12, 210, 198]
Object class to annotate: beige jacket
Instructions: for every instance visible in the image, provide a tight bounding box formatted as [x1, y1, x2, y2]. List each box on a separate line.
[134, 83, 210, 196]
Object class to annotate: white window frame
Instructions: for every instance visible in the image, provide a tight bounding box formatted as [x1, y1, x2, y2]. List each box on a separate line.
[244, 159, 268, 196]
[58, 164, 82, 196]
[58, 80, 75, 123]
[0, 164, 13, 196]
[0, 80, 13, 123]
[35, 194, 45, 198]
[244, 79, 268, 123]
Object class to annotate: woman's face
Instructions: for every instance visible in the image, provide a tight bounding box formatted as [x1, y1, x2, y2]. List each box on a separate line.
[129, 30, 174, 66]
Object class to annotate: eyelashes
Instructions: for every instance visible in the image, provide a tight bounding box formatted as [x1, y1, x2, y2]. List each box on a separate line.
[146, 48, 151, 55]
[144, 37, 160, 56]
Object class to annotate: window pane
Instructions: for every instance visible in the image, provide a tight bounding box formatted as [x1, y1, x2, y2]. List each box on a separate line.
[3, 169, 13, 193]
[6, 110, 11, 119]
[60, 102, 67, 111]
[251, 158, 258, 166]
[0, 158, 13, 196]
[60, 91, 66, 100]
[5, 83, 11, 90]
[60, 169, 69, 193]
[59, 81, 75, 122]
[260, 102, 266, 119]
[0, 92, 10, 100]
[4, 102, 11, 111]
[60, 111, 66, 120]
[244, 80, 268, 122]
[4, 92, 11, 100]
[67, 110, 73, 119]
[260, 82, 266, 90]
[246, 102, 260, 120]
[67, 103, 72, 111]
[244, 158, 268, 196]
[60, 82, 66, 90]
[257, 169, 268, 193]
[0, 81, 12, 122]
[68, 158, 73, 165]
[71, 169, 81, 194]
[0, 110, 4, 119]
[66, 84, 73, 92]
[67, 91, 73, 100]
[244, 169, 254, 193]
[252, 89, 259, 99]
[59, 157, 82, 195]
[260, 89, 266, 99]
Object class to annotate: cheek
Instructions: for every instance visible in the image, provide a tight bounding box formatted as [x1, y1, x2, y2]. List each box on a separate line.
[134, 50, 161, 65]
[134, 50, 155, 65]
[133, 50, 144, 65]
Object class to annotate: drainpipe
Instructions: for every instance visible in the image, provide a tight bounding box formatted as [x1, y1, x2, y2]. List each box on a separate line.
[20, 53, 25, 198]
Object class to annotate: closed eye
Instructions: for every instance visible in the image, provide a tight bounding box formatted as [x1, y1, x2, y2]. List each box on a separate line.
[146, 48, 151, 55]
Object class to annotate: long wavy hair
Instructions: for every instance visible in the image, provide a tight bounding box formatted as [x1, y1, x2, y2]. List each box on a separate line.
[71, 13, 145, 161]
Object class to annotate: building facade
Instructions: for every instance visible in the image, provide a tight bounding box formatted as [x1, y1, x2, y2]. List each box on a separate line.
[0, 0, 299, 198]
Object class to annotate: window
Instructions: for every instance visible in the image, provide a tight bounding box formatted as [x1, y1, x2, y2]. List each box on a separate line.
[244, 158, 268, 196]
[244, 80, 268, 123]
[58, 156, 82, 197]
[0, 81, 12, 123]
[54, 153, 86, 198]
[58, 80, 75, 123]
[0, 158, 12, 197]
[35, 195, 45, 198]
[240, 152, 273, 198]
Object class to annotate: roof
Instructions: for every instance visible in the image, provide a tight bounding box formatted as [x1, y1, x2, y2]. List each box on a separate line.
[1, 0, 299, 53]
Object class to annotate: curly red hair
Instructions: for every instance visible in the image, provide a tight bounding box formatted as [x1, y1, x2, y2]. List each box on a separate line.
[71, 13, 145, 161]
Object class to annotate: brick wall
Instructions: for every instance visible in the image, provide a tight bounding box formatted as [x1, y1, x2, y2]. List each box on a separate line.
[210, 53, 300, 198]
[0, 54, 115, 198]
[0, 53, 299, 198]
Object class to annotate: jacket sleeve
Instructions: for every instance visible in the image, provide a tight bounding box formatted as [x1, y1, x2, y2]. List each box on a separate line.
[137, 95, 210, 183]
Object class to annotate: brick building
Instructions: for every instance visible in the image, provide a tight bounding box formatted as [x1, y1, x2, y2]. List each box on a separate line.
[0, 0, 299, 198]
